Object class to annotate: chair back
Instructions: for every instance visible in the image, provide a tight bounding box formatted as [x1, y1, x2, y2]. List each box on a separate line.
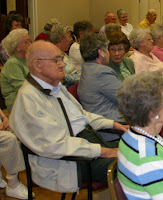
[107, 158, 127, 200]
[68, 83, 80, 102]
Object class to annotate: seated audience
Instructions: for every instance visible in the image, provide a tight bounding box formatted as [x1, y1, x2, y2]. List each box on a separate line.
[117, 9, 133, 39]
[50, 24, 79, 87]
[117, 71, 163, 199]
[129, 28, 163, 73]
[0, 109, 34, 199]
[151, 22, 163, 61]
[137, 9, 157, 28]
[69, 20, 94, 78]
[9, 40, 127, 193]
[35, 18, 61, 42]
[107, 31, 135, 81]
[0, 14, 23, 65]
[78, 33, 125, 123]
[1, 29, 31, 112]
[99, 12, 117, 36]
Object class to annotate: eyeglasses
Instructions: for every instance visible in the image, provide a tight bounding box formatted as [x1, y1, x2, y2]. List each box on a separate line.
[109, 48, 125, 52]
[37, 55, 64, 64]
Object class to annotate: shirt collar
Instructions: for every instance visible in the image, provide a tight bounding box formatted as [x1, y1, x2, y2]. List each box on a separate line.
[30, 74, 61, 96]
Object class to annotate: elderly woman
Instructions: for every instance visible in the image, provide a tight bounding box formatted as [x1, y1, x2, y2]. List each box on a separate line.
[151, 22, 163, 61]
[50, 24, 79, 87]
[0, 109, 35, 199]
[78, 33, 125, 124]
[69, 20, 94, 78]
[0, 14, 23, 65]
[107, 31, 135, 81]
[35, 18, 61, 41]
[117, 71, 163, 199]
[129, 28, 163, 74]
[117, 9, 133, 38]
[1, 29, 31, 112]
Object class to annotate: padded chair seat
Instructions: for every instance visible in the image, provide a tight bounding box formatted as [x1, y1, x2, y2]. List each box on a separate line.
[114, 178, 127, 200]
[82, 182, 108, 191]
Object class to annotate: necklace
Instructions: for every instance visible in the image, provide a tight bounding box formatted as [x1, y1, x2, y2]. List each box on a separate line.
[131, 126, 163, 146]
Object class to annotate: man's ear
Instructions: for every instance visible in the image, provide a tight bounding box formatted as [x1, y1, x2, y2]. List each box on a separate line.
[98, 49, 105, 58]
[33, 60, 42, 72]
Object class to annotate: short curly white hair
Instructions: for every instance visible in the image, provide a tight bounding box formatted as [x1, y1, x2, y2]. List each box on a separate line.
[129, 28, 151, 50]
[50, 24, 72, 44]
[4, 28, 28, 55]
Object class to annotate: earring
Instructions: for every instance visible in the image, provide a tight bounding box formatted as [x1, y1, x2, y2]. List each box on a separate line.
[102, 55, 104, 58]
[155, 115, 159, 120]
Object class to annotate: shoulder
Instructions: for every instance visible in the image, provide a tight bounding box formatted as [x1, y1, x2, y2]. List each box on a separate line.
[123, 57, 134, 65]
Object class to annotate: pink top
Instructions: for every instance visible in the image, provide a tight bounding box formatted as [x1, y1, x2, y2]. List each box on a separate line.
[130, 49, 163, 74]
[151, 45, 163, 62]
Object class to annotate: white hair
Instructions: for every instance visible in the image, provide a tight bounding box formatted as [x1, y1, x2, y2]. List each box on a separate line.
[129, 28, 150, 49]
[4, 28, 28, 55]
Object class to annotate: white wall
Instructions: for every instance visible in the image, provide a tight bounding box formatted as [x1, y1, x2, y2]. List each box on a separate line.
[90, 0, 131, 30]
[28, 0, 90, 40]
[28, 0, 163, 41]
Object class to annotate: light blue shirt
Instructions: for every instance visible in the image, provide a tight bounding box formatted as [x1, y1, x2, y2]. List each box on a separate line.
[31, 75, 88, 136]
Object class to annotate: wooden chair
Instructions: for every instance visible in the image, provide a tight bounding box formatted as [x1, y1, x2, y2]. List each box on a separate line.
[21, 143, 107, 200]
[107, 159, 127, 200]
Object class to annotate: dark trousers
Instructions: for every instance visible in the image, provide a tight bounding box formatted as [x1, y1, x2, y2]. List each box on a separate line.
[76, 125, 118, 183]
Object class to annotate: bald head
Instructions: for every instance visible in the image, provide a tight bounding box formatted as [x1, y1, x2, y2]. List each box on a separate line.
[104, 12, 117, 24]
[26, 40, 57, 68]
[26, 40, 65, 86]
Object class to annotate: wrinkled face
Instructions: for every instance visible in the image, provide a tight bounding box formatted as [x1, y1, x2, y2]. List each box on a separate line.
[105, 13, 117, 24]
[139, 33, 154, 52]
[148, 12, 157, 24]
[17, 34, 31, 54]
[119, 14, 128, 25]
[61, 31, 72, 51]
[109, 44, 126, 63]
[11, 20, 22, 31]
[37, 45, 65, 86]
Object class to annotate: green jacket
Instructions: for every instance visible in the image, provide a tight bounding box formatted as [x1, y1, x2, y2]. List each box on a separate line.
[109, 57, 135, 81]
[1, 54, 29, 112]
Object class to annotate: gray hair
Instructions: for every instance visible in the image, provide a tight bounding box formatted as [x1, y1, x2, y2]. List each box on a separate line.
[117, 71, 163, 127]
[150, 22, 163, 42]
[4, 28, 28, 55]
[50, 24, 72, 44]
[117, 9, 127, 18]
[129, 28, 151, 49]
[44, 18, 61, 32]
[105, 23, 120, 35]
[80, 33, 109, 62]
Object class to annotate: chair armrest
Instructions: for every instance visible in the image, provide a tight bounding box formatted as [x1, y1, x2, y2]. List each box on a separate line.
[98, 128, 124, 135]
[21, 143, 94, 162]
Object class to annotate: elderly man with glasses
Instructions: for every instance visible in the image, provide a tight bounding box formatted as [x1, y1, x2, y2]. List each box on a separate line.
[9, 40, 127, 193]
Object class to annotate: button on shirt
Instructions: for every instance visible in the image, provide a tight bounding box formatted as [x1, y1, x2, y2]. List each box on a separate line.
[31, 75, 88, 136]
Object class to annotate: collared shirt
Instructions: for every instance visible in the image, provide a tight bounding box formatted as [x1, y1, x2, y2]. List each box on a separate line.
[119, 61, 131, 79]
[120, 23, 133, 39]
[31, 74, 88, 136]
[130, 49, 163, 74]
[137, 18, 156, 29]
